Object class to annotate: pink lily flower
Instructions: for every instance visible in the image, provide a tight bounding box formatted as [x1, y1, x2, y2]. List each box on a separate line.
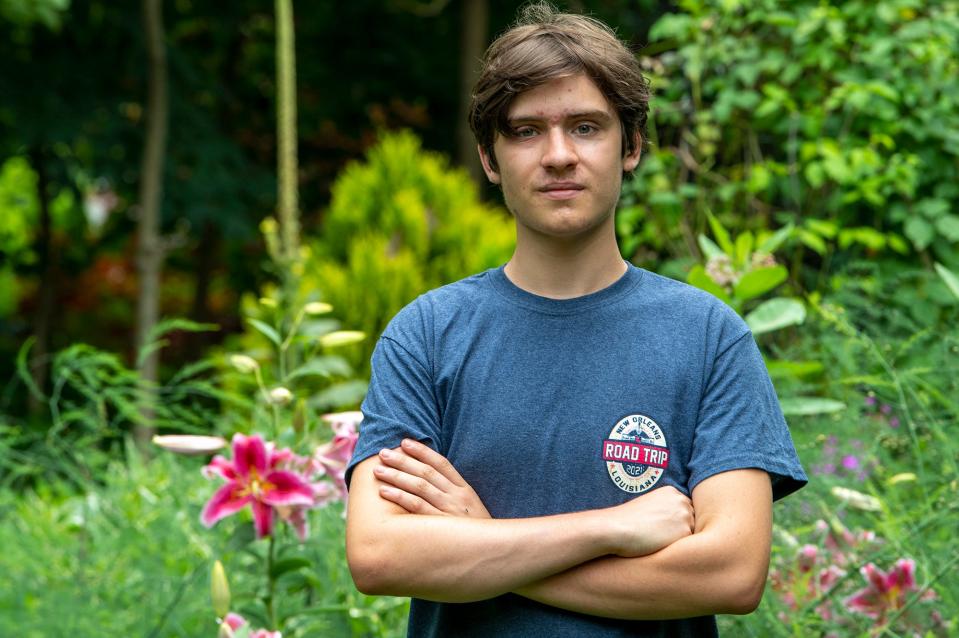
[222, 612, 282, 638]
[201, 433, 315, 539]
[845, 558, 923, 619]
[315, 411, 362, 501]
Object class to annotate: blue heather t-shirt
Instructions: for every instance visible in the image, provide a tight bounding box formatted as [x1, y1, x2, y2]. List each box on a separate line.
[347, 264, 807, 638]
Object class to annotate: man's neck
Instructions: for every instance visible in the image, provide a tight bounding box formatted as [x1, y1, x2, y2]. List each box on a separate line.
[504, 221, 627, 299]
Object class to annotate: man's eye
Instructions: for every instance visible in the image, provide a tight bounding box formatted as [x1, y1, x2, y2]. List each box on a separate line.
[574, 124, 597, 135]
[513, 127, 537, 138]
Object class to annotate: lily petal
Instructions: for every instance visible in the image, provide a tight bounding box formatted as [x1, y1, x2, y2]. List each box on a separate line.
[262, 470, 315, 507]
[203, 455, 238, 481]
[201, 482, 251, 527]
[251, 500, 274, 538]
[233, 433, 269, 477]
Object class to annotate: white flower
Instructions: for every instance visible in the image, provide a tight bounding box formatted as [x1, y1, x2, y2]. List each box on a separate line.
[229, 354, 259, 374]
[268, 386, 294, 406]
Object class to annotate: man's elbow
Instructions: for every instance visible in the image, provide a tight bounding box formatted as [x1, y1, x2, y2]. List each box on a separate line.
[718, 566, 767, 615]
[347, 536, 400, 595]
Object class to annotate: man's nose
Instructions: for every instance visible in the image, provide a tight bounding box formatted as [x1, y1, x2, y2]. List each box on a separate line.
[541, 128, 578, 170]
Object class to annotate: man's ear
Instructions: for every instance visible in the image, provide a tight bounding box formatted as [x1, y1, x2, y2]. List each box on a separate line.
[477, 144, 501, 185]
[623, 132, 642, 173]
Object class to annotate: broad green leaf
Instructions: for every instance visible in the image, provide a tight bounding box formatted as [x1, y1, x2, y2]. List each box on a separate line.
[745, 297, 805, 335]
[758, 223, 794, 254]
[687, 265, 731, 304]
[805, 218, 838, 239]
[779, 396, 846, 416]
[734, 265, 788, 302]
[247, 318, 282, 346]
[935, 214, 959, 242]
[706, 211, 735, 255]
[935, 262, 959, 300]
[319, 330, 365, 348]
[903, 216, 934, 250]
[697, 234, 725, 261]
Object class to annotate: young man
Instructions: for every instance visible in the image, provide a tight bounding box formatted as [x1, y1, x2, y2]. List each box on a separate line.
[345, 4, 806, 636]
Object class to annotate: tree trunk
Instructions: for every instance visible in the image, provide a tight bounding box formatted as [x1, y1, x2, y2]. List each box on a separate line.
[28, 146, 55, 417]
[275, 0, 299, 266]
[134, 0, 169, 450]
[457, 0, 488, 188]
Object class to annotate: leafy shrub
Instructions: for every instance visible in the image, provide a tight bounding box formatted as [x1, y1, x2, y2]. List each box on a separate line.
[304, 130, 515, 373]
[621, 0, 959, 269]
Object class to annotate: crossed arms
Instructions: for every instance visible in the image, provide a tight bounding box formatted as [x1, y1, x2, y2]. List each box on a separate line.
[345, 438, 773, 620]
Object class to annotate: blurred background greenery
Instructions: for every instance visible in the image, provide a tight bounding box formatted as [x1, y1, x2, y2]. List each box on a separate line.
[1, 0, 958, 636]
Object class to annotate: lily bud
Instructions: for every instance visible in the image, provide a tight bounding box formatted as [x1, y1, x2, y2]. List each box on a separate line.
[304, 302, 332, 315]
[319, 330, 365, 348]
[152, 435, 226, 455]
[268, 386, 294, 406]
[211, 560, 231, 619]
[229, 355, 259, 374]
[830, 486, 881, 511]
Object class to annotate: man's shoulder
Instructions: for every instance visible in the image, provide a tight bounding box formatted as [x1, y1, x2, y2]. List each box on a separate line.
[635, 268, 743, 317]
[382, 268, 498, 339]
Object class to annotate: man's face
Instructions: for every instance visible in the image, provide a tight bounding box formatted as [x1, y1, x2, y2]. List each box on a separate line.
[479, 73, 641, 242]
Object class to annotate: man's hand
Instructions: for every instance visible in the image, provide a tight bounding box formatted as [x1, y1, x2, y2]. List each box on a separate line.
[374, 438, 694, 556]
[374, 438, 491, 518]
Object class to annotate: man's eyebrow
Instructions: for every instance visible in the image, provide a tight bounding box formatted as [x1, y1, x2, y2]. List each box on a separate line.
[505, 110, 615, 126]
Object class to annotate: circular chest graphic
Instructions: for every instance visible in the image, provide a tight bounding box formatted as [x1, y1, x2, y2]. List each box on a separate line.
[603, 414, 669, 494]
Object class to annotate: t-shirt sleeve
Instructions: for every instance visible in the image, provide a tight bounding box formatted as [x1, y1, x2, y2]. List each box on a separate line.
[345, 329, 442, 487]
[687, 328, 808, 501]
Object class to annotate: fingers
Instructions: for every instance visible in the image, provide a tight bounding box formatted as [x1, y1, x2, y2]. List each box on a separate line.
[378, 446, 457, 494]
[399, 438, 467, 487]
[378, 485, 443, 515]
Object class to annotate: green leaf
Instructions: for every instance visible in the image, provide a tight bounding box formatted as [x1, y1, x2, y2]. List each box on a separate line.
[697, 234, 725, 261]
[765, 359, 824, 380]
[904, 216, 934, 249]
[285, 356, 353, 382]
[757, 223, 794, 254]
[15, 336, 45, 401]
[935, 214, 959, 242]
[745, 297, 805, 335]
[247, 318, 282, 346]
[308, 380, 369, 411]
[798, 229, 827, 255]
[805, 218, 838, 239]
[734, 231, 754, 267]
[706, 211, 735, 255]
[734, 265, 788, 302]
[687, 265, 731, 304]
[779, 396, 846, 416]
[935, 262, 959, 300]
[270, 557, 313, 579]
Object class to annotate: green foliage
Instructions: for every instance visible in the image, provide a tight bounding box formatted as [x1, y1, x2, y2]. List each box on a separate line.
[723, 269, 959, 636]
[305, 130, 515, 373]
[0, 451, 408, 637]
[624, 0, 959, 269]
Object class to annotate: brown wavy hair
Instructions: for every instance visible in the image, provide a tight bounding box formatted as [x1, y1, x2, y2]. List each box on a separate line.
[468, 2, 650, 172]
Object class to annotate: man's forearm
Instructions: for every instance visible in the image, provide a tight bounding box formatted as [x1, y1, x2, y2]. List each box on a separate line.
[349, 508, 616, 602]
[347, 456, 622, 603]
[516, 469, 773, 619]
[515, 527, 768, 619]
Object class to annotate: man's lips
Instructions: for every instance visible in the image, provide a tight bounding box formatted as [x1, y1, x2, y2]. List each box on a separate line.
[538, 182, 585, 199]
